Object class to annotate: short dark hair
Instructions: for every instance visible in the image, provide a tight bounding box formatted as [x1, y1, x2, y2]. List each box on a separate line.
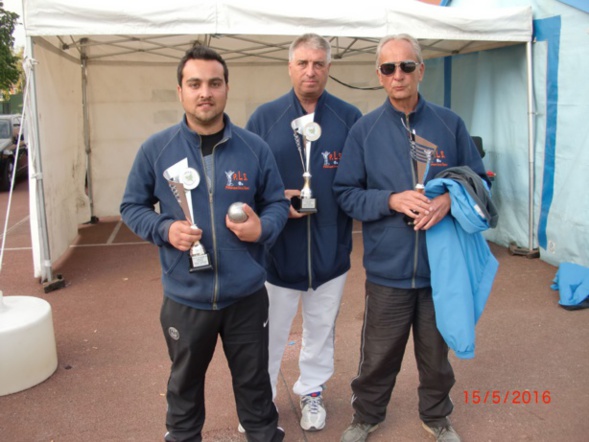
[177, 45, 229, 86]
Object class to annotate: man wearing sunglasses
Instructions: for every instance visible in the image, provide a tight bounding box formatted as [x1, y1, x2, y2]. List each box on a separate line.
[334, 34, 489, 442]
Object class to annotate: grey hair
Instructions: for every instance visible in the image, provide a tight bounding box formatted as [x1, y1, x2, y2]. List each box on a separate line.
[375, 34, 423, 68]
[289, 33, 332, 64]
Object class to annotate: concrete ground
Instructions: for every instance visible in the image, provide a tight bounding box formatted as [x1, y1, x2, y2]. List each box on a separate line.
[0, 179, 587, 442]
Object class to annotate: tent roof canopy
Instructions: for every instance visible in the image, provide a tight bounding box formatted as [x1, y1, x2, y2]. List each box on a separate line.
[24, 0, 533, 65]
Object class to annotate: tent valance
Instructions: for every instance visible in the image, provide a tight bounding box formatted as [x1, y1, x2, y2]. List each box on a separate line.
[24, 0, 533, 64]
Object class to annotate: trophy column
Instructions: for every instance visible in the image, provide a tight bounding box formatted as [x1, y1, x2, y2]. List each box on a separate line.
[291, 116, 321, 214]
[166, 167, 213, 272]
[404, 129, 438, 226]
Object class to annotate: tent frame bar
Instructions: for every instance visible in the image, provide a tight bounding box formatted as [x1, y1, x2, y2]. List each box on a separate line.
[81, 42, 98, 224]
[509, 40, 540, 259]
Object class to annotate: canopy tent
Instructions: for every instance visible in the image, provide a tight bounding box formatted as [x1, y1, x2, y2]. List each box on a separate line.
[20, 0, 534, 283]
[24, 1, 532, 64]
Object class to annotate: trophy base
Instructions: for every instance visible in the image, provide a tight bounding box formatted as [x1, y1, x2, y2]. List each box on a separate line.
[292, 196, 317, 214]
[403, 215, 415, 226]
[403, 210, 420, 227]
[189, 253, 213, 272]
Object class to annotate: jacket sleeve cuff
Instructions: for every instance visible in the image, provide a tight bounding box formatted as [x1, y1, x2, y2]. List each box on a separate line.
[387, 192, 397, 214]
[158, 219, 175, 245]
[454, 349, 475, 359]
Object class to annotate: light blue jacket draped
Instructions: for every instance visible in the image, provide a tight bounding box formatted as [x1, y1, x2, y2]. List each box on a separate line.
[425, 177, 498, 359]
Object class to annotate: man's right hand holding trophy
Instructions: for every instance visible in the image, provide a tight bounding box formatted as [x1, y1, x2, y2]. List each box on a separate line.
[164, 161, 213, 272]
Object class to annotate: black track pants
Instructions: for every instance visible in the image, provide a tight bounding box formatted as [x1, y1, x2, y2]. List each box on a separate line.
[350, 281, 455, 427]
[160, 288, 283, 442]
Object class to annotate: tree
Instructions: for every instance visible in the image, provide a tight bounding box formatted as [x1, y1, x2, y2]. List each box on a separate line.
[0, 1, 20, 98]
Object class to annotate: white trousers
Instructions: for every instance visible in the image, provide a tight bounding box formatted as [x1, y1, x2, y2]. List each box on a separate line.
[267, 272, 348, 398]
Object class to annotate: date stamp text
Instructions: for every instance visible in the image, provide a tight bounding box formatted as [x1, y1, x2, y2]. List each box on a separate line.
[463, 390, 551, 405]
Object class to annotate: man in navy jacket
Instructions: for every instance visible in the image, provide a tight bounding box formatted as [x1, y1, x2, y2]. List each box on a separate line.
[334, 34, 488, 442]
[121, 46, 288, 442]
[246, 34, 362, 432]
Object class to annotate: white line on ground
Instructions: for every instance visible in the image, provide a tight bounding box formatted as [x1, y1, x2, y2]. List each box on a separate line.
[107, 220, 124, 244]
[0, 215, 30, 240]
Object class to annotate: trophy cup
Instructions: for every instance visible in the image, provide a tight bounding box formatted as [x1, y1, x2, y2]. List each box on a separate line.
[165, 167, 213, 272]
[291, 115, 321, 214]
[403, 126, 438, 226]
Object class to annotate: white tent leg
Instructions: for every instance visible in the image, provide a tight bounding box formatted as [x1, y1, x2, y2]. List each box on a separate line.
[81, 45, 98, 224]
[26, 38, 66, 291]
[509, 41, 540, 259]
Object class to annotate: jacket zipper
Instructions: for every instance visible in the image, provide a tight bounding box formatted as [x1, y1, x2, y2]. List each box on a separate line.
[304, 139, 313, 290]
[404, 114, 420, 289]
[307, 215, 312, 289]
[202, 137, 227, 310]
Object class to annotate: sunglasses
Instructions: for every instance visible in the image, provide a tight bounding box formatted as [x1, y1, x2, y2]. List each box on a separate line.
[378, 61, 419, 76]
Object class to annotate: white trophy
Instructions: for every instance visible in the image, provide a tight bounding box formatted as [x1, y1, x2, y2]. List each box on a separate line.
[291, 115, 321, 213]
[165, 165, 212, 272]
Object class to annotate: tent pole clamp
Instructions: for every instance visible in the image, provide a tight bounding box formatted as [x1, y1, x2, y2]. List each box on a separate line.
[508, 242, 540, 259]
[42, 273, 66, 293]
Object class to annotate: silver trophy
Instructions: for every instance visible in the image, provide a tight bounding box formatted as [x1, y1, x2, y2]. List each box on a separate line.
[403, 121, 438, 226]
[409, 131, 437, 191]
[166, 167, 212, 272]
[291, 116, 321, 213]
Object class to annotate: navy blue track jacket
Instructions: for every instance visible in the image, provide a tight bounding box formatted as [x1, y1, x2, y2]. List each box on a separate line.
[247, 90, 362, 290]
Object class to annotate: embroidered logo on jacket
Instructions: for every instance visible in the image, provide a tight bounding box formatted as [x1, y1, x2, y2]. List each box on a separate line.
[431, 149, 448, 167]
[321, 151, 342, 169]
[225, 170, 250, 190]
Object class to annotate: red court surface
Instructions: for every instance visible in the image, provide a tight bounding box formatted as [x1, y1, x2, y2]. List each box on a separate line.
[0, 180, 587, 441]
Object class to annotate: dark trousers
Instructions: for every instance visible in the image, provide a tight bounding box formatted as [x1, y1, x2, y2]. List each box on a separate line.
[160, 288, 283, 442]
[351, 281, 455, 427]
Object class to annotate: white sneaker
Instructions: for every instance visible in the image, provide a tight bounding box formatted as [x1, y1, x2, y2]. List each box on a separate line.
[300, 392, 326, 431]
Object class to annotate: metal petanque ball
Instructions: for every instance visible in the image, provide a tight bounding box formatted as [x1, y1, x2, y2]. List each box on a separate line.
[227, 202, 248, 223]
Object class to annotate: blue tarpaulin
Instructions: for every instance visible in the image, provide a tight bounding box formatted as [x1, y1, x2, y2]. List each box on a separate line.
[551, 262, 589, 310]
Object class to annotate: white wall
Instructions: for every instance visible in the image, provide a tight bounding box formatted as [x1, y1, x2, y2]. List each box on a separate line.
[452, 46, 532, 250]
[87, 60, 385, 217]
[87, 63, 180, 217]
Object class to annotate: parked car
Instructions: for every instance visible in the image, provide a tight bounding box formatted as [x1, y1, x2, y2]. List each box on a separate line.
[0, 117, 28, 191]
[0, 114, 25, 141]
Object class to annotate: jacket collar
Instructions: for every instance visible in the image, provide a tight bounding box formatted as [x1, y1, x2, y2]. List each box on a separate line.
[384, 92, 426, 120]
[180, 113, 233, 143]
[288, 88, 329, 120]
